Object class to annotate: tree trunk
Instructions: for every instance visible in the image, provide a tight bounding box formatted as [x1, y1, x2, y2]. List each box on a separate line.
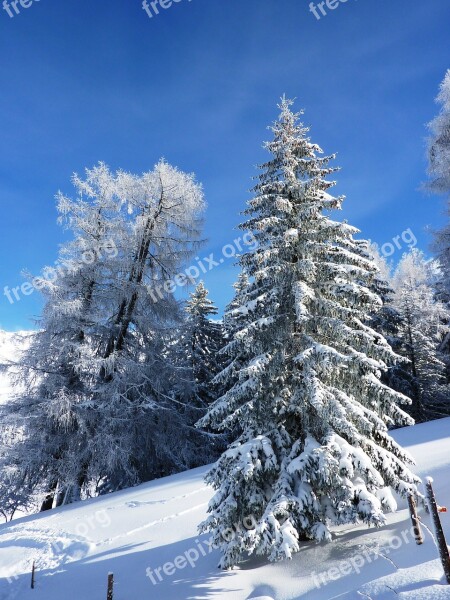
[101, 195, 165, 378]
[40, 480, 58, 512]
[55, 486, 67, 508]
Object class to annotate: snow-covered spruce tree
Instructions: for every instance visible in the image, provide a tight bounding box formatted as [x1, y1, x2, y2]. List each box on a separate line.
[222, 272, 250, 336]
[211, 273, 252, 429]
[180, 281, 225, 409]
[168, 282, 227, 459]
[198, 98, 420, 568]
[392, 248, 450, 421]
[198, 273, 254, 451]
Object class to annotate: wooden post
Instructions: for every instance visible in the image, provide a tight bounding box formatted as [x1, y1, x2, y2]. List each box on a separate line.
[107, 572, 114, 600]
[425, 477, 450, 584]
[31, 561, 35, 590]
[408, 493, 424, 545]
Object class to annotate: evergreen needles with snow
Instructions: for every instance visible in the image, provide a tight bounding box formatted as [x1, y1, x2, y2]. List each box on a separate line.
[183, 281, 225, 409]
[198, 98, 421, 569]
[169, 281, 227, 455]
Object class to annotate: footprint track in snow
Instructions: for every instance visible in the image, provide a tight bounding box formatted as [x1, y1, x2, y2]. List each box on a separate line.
[113, 485, 210, 511]
[100, 500, 209, 545]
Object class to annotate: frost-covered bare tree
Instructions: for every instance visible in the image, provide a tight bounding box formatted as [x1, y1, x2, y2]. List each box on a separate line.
[0, 160, 214, 511]
[0, 418, 36, 521]
[427, 69, 450, 199]
[198, 99, 421, 569]
[88, 160, 209, 492]
[426, 69, 450, 371]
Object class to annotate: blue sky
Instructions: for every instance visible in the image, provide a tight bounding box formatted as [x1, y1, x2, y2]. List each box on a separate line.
[0, 0, 449, 330]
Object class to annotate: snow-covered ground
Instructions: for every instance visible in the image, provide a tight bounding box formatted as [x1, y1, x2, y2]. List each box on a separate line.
[0, 419, 450, 600]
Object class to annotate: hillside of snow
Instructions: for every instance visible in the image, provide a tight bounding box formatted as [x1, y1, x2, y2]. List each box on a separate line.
[1, 419, 450, 600]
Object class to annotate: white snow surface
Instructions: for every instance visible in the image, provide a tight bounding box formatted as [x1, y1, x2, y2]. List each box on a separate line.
[1, 418, 450, 599]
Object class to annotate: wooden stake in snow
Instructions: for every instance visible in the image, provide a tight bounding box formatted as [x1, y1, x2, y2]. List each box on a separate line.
[31, 561, 35, 590]
[408, 493, 424, 545]
[107, 572, 114, 600]
[425, 477, 450, 584]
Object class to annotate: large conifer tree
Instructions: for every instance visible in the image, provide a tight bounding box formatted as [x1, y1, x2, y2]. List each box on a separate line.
[198, 99, 420, 568]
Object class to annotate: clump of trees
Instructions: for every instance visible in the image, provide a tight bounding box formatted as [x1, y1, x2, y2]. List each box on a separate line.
[0, 161, 225, 515]
[368, 245, 449, 421]
[1, 74, 449, 556]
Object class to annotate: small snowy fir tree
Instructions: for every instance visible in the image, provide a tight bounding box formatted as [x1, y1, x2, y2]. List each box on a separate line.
[183, 281, 225, 409]
[169, 282, 227, 458]
[213, 273, 251, 409]
[392, 249, 450, 420]
[222, 273, 250, 335]
[198, 98, 421, 569]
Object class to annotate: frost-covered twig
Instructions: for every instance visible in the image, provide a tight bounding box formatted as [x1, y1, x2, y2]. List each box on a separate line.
[384, 584, 399, 595]
[357, 592, 374, 600]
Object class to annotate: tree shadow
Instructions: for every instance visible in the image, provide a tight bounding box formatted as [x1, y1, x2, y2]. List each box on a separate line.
[0, 533, 238, 600]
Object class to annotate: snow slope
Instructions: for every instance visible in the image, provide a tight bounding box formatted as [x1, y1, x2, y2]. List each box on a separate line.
[1, 419, 450, 600]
